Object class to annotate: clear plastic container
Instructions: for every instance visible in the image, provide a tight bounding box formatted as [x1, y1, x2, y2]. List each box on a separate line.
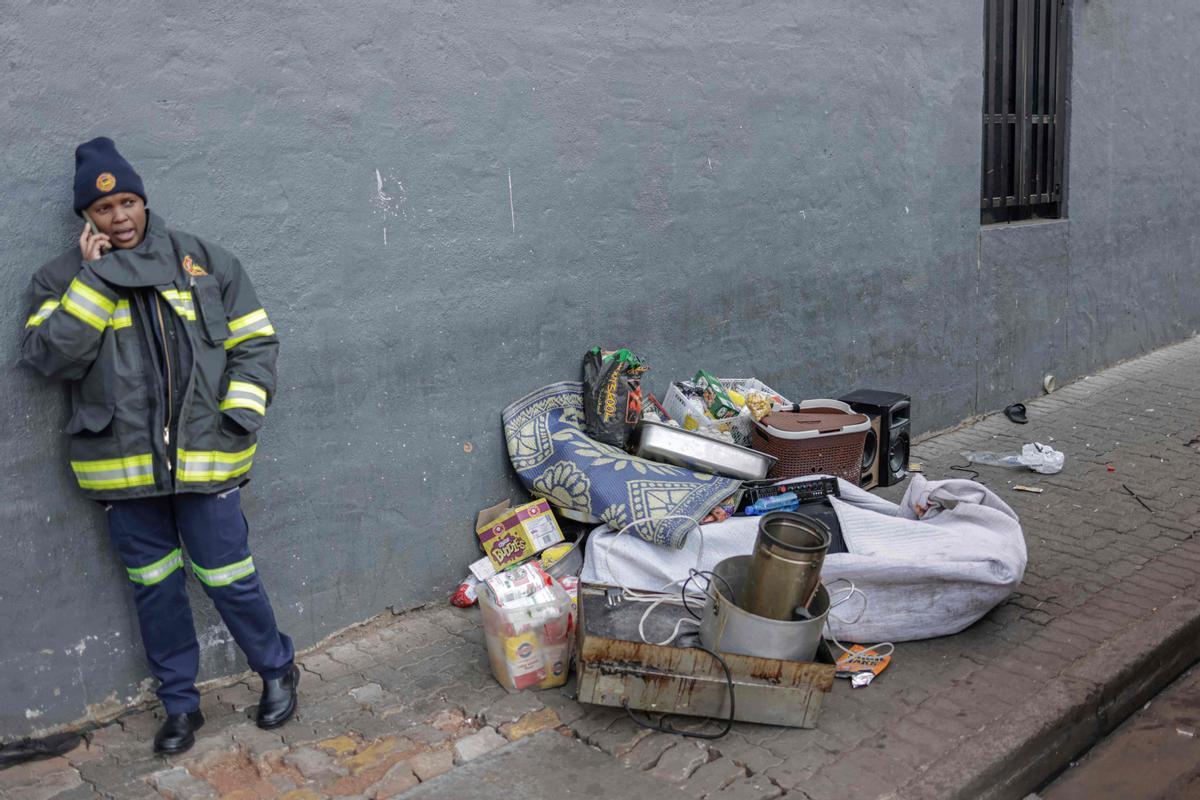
[479, 572, 574, 692]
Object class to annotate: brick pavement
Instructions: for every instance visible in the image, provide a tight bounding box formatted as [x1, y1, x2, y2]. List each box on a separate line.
[5, 336, 1200, 800]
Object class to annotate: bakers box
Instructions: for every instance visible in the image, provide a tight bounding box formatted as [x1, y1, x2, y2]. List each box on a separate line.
[475, 499, 565, 571]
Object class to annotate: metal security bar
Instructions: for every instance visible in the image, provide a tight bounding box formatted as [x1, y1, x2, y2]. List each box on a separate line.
[981, 0, 1068, 224]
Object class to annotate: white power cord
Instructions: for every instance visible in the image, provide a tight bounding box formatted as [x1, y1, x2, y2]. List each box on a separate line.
[594, 514, 741, 740]
[823, 578, 894, 665]
[595, 514, 709, 645]
[594, 515, 896, 665]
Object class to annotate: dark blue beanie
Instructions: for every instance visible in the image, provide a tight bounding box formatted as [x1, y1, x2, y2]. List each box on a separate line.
[73, 137, 146, 215]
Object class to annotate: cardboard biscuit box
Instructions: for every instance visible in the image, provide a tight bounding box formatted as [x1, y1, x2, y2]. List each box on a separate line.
[694, 369, 741, 420]
[476, 499, 565, 571]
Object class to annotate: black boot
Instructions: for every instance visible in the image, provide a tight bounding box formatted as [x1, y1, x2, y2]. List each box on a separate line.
[256, 664, 299, 729]
[153, 711, 204, 755]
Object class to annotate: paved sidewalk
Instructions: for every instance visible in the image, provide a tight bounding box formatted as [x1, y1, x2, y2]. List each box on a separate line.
[6, 336, 1200, 800]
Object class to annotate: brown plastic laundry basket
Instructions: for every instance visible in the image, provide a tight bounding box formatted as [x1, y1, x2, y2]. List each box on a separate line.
[751, 400, 871, 485]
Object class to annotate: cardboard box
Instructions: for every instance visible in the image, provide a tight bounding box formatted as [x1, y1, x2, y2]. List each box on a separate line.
[476, 499, 565, 571]
[693, 369, 741, 420]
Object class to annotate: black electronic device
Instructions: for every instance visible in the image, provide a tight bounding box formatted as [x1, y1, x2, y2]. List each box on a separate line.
[737, 476, 840, 513]
[796, 498, 846, 555]
[838, 390, 910, 487]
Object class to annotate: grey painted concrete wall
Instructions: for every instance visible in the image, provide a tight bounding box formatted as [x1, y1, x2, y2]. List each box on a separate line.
[1, 0, 1196, 736]
[976, 1, 1200, 414]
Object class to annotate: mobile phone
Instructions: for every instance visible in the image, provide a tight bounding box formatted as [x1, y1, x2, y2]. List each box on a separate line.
[81, 211, 111, 254]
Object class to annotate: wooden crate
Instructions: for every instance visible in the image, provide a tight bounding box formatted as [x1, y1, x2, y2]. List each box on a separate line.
[575, 584, 836, 729]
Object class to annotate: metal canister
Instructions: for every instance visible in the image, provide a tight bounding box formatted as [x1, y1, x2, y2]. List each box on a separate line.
[700, 555, 830, 662]
[741, 511, 831, 620]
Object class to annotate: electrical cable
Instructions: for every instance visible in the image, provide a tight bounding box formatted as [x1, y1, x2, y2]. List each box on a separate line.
[623, 577, 737, 740]
[597, 514, 710, 646]
[822, 579, 894, 666]
[623, 640, 735, 740]
[595, 513, 736, 738]
[599, 514, 706, 600]
[680, 569, 735, 621]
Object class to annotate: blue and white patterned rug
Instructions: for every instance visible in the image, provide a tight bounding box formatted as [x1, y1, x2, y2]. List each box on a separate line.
[502, 381, 740, 549]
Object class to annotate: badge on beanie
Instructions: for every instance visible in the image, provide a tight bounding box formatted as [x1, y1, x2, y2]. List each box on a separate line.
[182, 255, 208, 276]
[96, 172, 116, 192]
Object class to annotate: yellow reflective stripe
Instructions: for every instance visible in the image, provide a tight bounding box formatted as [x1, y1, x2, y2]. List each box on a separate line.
[219, 380, 268, 416]
[192, 556, 255, 587]
[228, 308, 268, 332]
[220, 397, 266, 415]
[225, 308, 275, 350]
[127, 549, 183, 586]
[25, 300, 60, 328]
[72, 454, 153, 471]
[225, 326, 276, 350]
[71, 454, 155, 490]
[107, 299, 132, 330]
[77, 474, 156, 490]
[176, 444, 257, 483]
[228, 381, 267, 402]
[60, 276, 117, 332]
[61, 295, 108, 332]
[69, 278, 117, 315]
[159, 289, 196, 321]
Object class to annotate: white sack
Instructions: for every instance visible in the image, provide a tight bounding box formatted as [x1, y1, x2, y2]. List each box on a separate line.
[581, 475, 1027, 643]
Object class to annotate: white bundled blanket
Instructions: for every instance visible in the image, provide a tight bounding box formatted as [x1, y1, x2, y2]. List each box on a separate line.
[581, 475, 1027, 642]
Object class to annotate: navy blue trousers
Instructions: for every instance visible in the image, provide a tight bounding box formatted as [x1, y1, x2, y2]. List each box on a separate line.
[106, 488, 294, 714]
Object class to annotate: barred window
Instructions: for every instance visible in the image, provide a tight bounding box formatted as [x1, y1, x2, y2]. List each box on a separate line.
[981, 0, 1069, 224]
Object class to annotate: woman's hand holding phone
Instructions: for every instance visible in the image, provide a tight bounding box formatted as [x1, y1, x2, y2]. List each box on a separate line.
[79, 213, 111, 262]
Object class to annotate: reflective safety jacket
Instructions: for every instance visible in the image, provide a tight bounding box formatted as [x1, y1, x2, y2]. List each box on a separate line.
[20, 212, 278, 499]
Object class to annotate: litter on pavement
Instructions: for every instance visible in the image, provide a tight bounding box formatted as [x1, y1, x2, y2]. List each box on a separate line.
[447, 346, 1034, 736]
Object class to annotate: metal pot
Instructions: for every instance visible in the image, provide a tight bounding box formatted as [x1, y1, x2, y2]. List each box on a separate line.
[699, 555, 829, 662]
[740, 511, 831, 621]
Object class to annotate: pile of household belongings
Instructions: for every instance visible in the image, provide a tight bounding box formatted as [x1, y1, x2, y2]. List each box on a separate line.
[581, 475, 1027, 643]
[460, 346, 1027, 693]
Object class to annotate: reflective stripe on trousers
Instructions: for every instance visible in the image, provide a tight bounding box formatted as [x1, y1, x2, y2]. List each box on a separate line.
[126, 548, 184, 585]
[193, 556, 256, 587]
[105, 491, 294, 715]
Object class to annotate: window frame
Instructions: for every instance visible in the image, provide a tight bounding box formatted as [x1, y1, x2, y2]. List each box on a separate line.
[981, 0, 1069, 225]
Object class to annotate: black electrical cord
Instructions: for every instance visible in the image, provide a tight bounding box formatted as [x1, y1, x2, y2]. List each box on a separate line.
[949, 463, 981, 480]
[622, 578, 737, 740]
[680, 569, 735, 620]
[623, 641, 736, 740]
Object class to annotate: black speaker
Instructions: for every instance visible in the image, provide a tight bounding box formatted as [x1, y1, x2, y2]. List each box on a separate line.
[839, 390, 911, 487]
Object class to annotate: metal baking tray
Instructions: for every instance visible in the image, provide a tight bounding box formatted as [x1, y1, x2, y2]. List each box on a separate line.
[576, 583, 835, 728]
[633, 420, 777, 480]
